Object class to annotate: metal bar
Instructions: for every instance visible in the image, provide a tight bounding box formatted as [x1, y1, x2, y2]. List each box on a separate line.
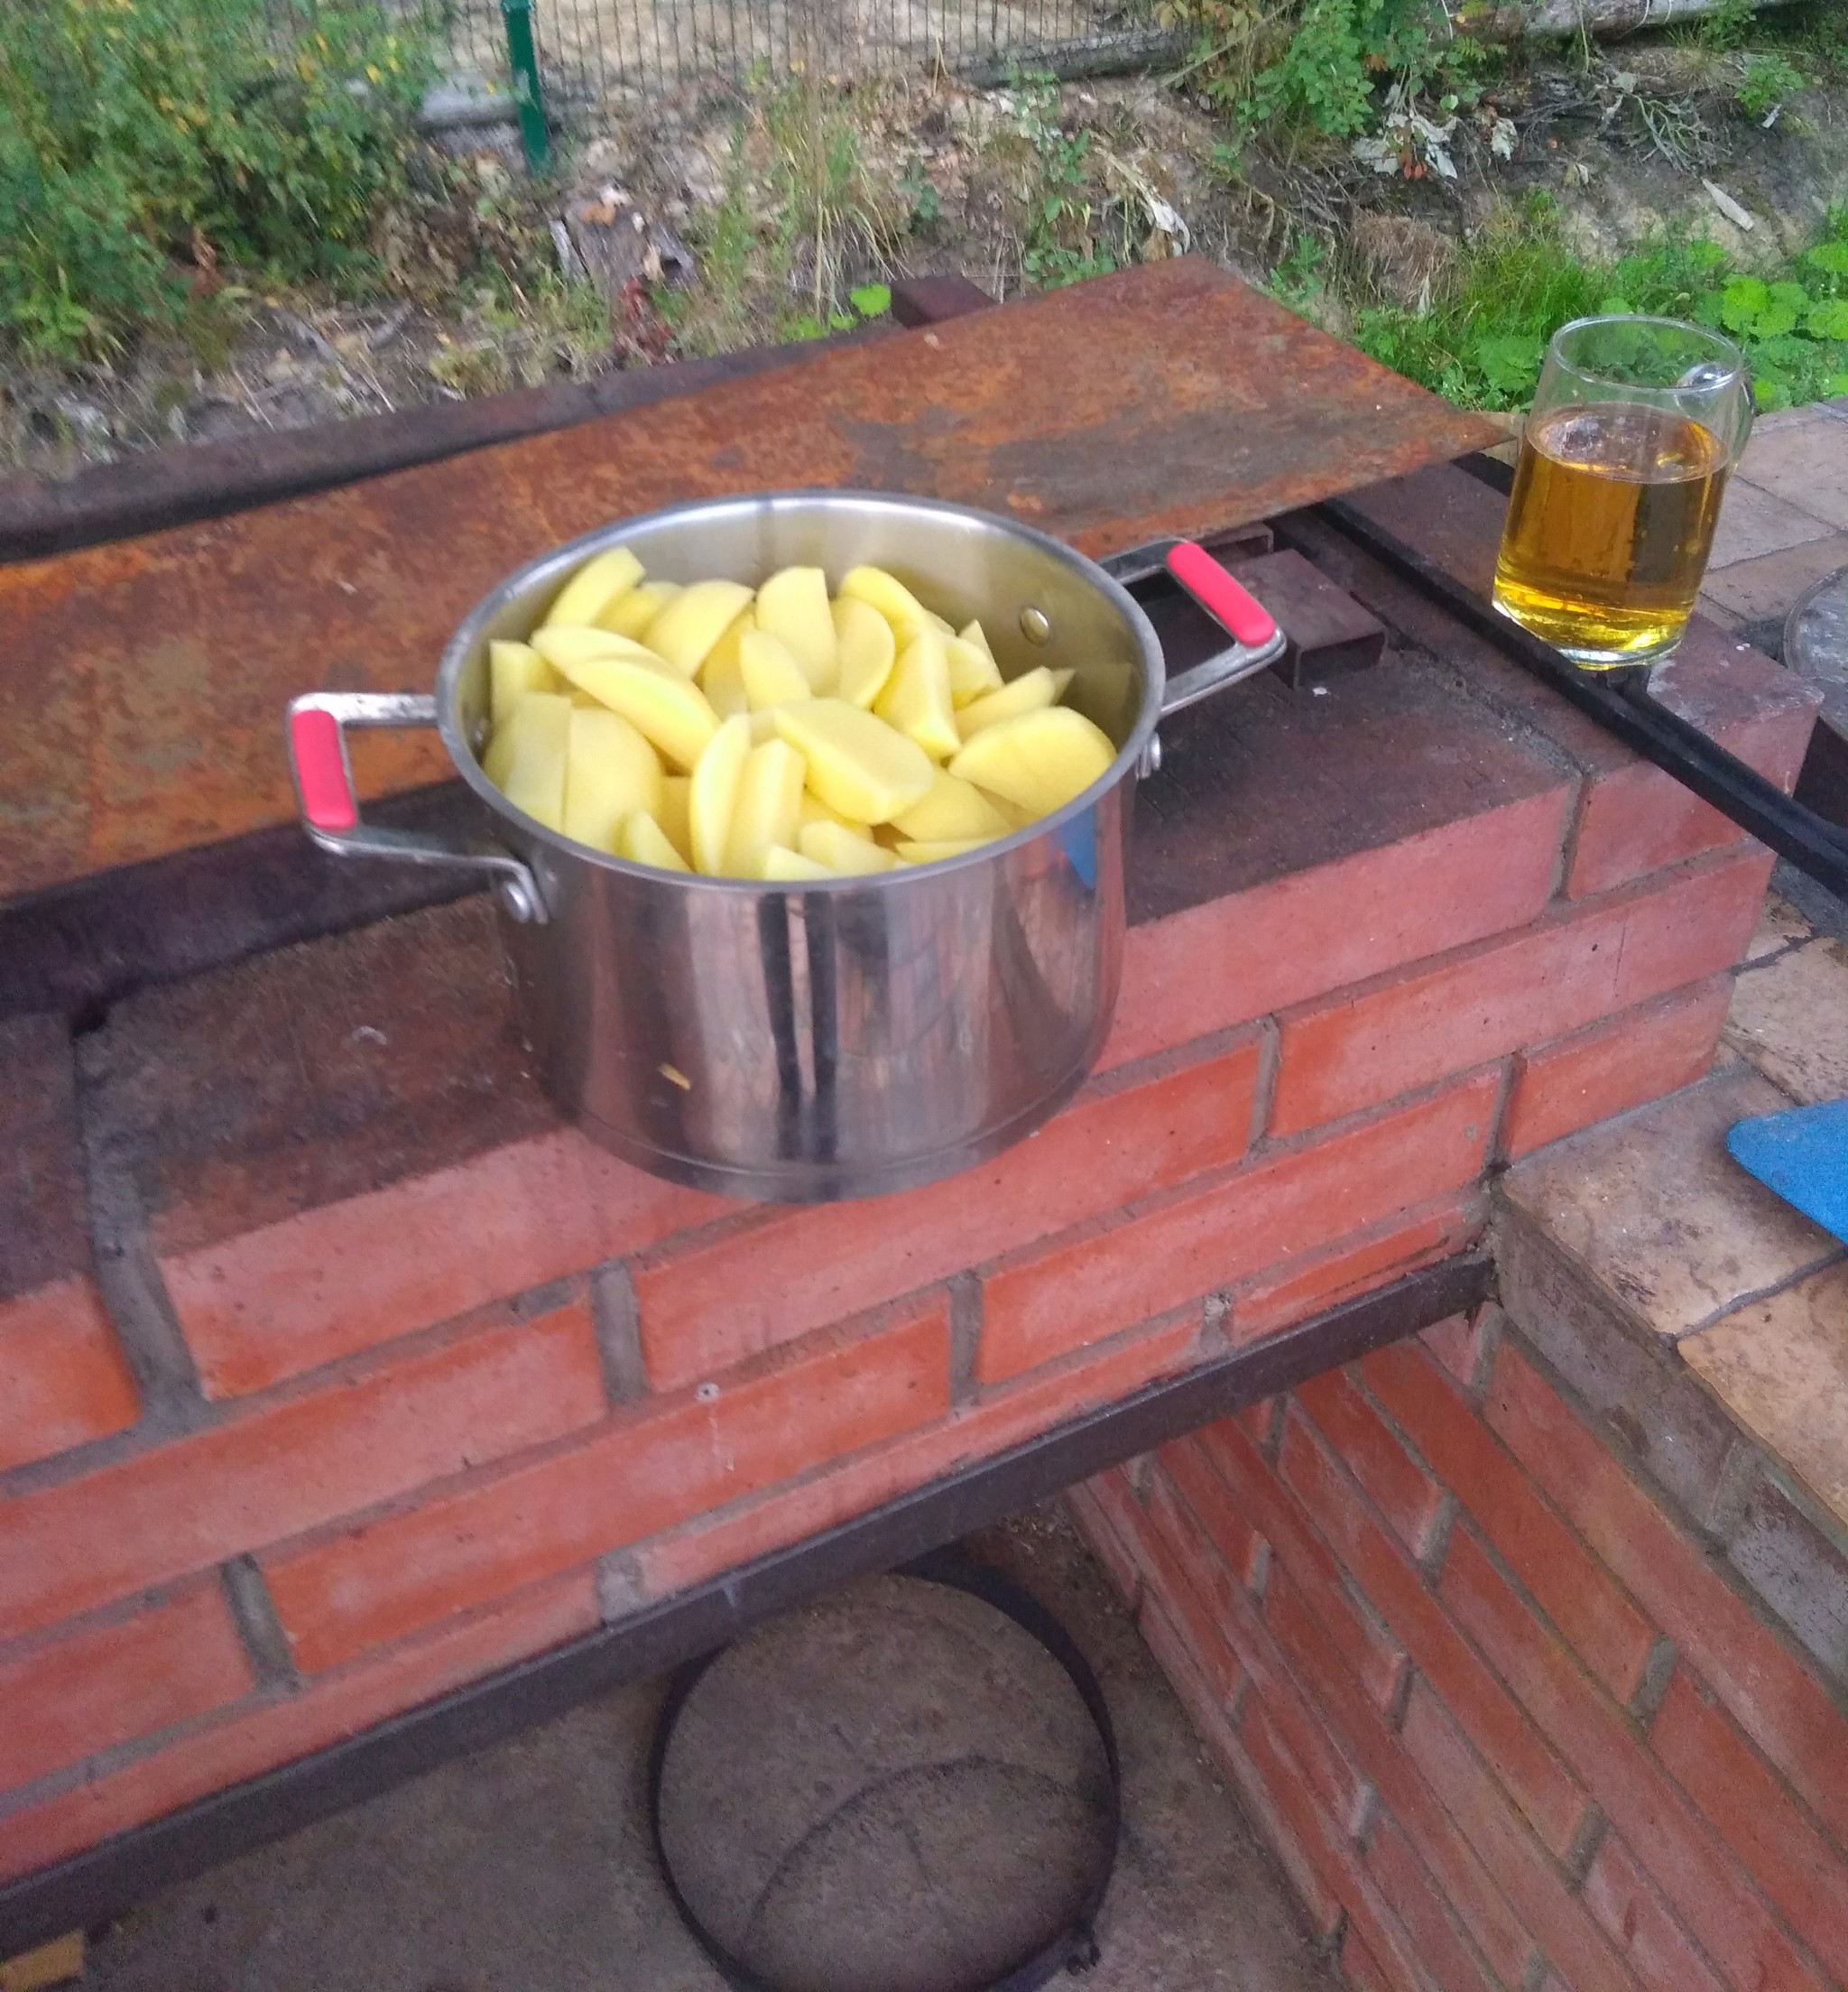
[0, 1253, 1489, 1956]
[1313, 495, 1848, 898]
[499, 0, 550, 167]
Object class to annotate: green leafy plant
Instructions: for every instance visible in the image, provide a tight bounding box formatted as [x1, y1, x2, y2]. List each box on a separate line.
[1003, 69, 1119, 290]
[1736, 50, 1806, 119]
[1694, 0, 1756, 50]
[0, 0, 434, 361]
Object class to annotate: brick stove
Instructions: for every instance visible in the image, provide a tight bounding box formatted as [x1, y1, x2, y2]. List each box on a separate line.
[5, 290, 1847, 1985]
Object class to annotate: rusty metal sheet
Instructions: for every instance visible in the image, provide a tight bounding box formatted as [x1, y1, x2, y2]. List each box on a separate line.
[0, 258, 1496, 905]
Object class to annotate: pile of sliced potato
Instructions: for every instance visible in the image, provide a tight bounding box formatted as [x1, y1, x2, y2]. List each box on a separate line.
[478, 542, 1118, 880]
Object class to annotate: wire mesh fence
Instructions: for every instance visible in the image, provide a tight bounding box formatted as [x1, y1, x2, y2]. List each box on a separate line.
[359, 0, 1158, 107]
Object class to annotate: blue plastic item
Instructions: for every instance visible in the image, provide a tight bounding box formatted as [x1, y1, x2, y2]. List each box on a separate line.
[1727, 1098, 1848, 1247]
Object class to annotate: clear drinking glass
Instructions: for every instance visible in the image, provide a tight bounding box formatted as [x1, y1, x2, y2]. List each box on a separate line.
[1492, 316, 1754, 668]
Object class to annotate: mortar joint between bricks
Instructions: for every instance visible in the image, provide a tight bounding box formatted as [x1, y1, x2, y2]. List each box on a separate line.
[1247, 1017, 1281, 1150]
[947, 1271, 983, 1407]
[1627, 1635, 1680, 1728]
[588, 1261, 650, 1404]
[1562, 1802, 1610, 1888]
[219, 1554, 299, 1689]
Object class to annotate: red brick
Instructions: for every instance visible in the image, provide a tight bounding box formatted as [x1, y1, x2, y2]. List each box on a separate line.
[164, 1128, 718, 1398]
[633, 1311, 1202, 1606]
[0, 1300, 606, 1642]
[1270, 848, 1769, 1135]
[0, 1277, 141, 1473]
[1360, 1341, 1658, 1703]
[1237, 1397, 1284, 1450]
[1566, 701, 1811, 900]
[1396, 1683, 1637, 1992]
[979, 1074, 1498, 1384]
[1101, 786, 1571, 1070]
[265, 1299, 951, 1670]
[634, 1038, 1262, 1391]
[1502, 978, 1731, 1159]
[0, 1583, 254, 1793]
[0, 1568, 597, 1883]
[1363, 1813, 1499, 1992]
[1124, 1469, 1247, 1711]
[1340, 1932, 1393, 1992]
[1439, 1526, 1828, 1992]
[1296, 1371, 1446, 1560]
[1581, 1831, 1729, 1992]
[1419, 1310, 1493, 1395]
[1485, 1344, 1848, 1852]
[1651, 1669, 1848, 1982]
[1242, 1700, 1428, 1992]
[1200, 1416, 1409, 1713]
[1064, 1480, 1144, 1608]
[1279, 1409, 1590, 1858]
[1230, 1195, 1486, 1346]
[1158, 1431, 1269, 1589]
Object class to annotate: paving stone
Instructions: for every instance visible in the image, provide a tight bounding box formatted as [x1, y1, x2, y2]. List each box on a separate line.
[1723, 937, 1848, 1106]
[1501, 1070, 1843, 1340]
[1730, 422, 1848, 533]
[1683, 1264, 1848, 1538]
[1742, 894, 1814, 963]
[1707, 481, 1836, 571]
[1699, 535, 1848, 625]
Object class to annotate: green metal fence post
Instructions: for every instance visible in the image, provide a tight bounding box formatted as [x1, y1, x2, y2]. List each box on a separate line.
[500, 0, 550, 171]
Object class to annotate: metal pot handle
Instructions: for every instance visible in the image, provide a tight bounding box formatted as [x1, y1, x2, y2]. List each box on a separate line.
[285, 691, 548, 924]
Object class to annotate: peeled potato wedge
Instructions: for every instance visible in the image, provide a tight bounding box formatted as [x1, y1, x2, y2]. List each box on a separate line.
[831, 596, 898, 710]
[945, 633, 1003, 706]
[956, 666, 1059, 741]
[599, 578, 680, 639]
[895, 838, 994, 863]
[739, 629, 813, 711]
[799, 820, 898, 875]
[725, 738, 808, 877]
[618, 809, 691, 872]
[541, 545, 644, 630]
[772, 700, 935, 825]
[949, 707, 1115, 818]
[838, 565, 934, 649]
[645, 579, 755, 676]
[699, 609, 753, 720]
[874, 626, 961, 762]
[531, 626, 667, 675]
[563, 707, 665, 852]
[688, 715, 753, 875]
[754, 567, 837, 690]
[761, 844, 836, 881]
[892, 769, 1014, 844]
[483, 691, 570, 831]
[798, 792, 872, 839]
[548, 646, 720, 772]
[659, 774, 693, 863]
[488, 639, 559, 729]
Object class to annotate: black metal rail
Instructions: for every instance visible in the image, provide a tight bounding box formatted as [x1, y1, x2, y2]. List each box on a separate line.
[1312, 495, 1848, 899]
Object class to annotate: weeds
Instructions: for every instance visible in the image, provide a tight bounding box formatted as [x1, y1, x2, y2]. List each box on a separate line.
[1736, 51, 1807, 121]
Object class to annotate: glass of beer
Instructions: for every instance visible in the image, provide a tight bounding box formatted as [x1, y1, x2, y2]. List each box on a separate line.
[1492, 316, 1753, 667]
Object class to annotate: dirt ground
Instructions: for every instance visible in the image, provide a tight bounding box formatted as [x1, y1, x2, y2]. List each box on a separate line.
[3, 33, 1843, 487]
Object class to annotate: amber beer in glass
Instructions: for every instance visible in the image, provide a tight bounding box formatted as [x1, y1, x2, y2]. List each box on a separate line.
[1493, 317, 1753, 667]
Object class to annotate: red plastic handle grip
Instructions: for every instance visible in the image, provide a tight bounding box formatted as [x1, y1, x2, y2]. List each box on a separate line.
[291, 707, 359, 832]
[1166, 541, 1278, 649]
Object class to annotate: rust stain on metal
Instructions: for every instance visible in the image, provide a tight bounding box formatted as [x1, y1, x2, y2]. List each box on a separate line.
[0, 258, 1496, 904]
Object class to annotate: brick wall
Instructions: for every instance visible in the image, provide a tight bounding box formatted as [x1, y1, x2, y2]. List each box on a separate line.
[0, 522, 1816, 1896]
[1071, 1304, 1848, 1992]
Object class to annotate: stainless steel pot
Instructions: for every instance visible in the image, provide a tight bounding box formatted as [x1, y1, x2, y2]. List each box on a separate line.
[287, 492, 1281, 1202]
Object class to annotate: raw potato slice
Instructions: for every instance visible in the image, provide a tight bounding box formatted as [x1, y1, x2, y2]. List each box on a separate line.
[600, 579, 680, 639]
[831, 597, 897, 709]
[541, 545, 644, 629]
[874, 626, 960, 762]
[489, 639, 558, 728]
[659, 775, 693, 862]
[798, 792, 872, 839]
[531, 626, 667, 675]
[956, 666, 1059, 741]
[619, 810, 691, 872]
[483, 691, 569, 831]
[949, 707, 1115, 818]
[892, 769, 1013, 843]
[838, 566, 934, 649]
[958, 618, 994, 658]
[739, 629, 812, 710]
[550, 647, 720, 772]
[699, 610, 753, 719]
[762, 845, 836, 881]
[772, 700, 935, 824]
[895, 838, 993, 863]
[562, 707, 664, 852]
[799, 820, 898, 875]
[644, 579, 755, 675]
[689, 715, 753, 875]
[725, 739, 807, 876]
[754, 567, 837, 690]
[946, 633, 1003, 705]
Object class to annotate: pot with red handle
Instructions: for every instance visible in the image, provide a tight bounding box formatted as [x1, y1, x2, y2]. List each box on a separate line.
[287, 491, 1279, 1201]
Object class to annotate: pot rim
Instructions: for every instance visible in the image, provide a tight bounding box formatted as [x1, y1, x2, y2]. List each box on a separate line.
[435, 487, 1167, 892]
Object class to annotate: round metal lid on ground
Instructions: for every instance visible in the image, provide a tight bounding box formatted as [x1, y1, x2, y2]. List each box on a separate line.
[647, 1552, 1121, 1992]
